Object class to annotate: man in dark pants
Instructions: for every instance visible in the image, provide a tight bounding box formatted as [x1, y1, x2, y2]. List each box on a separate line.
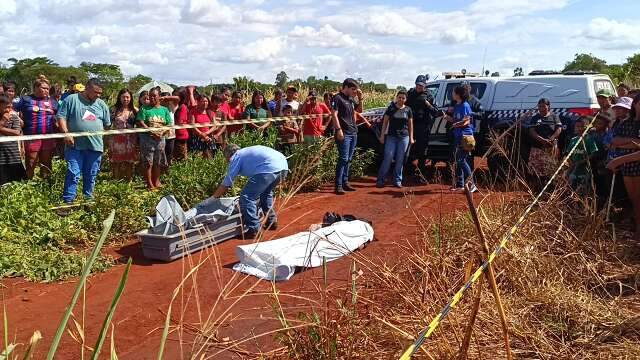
[332, 78, 360, 195]
[407, 75, 441, 183]
[212, 144, 289, 239]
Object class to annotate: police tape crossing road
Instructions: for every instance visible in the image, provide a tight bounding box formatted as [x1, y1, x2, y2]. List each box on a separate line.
[397, 116, 597, 360]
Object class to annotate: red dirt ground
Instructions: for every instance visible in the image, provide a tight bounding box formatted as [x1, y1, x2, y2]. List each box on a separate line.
[1, 177, 480, 359]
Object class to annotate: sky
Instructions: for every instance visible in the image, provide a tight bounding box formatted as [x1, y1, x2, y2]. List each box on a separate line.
[0, 0, 638, 88]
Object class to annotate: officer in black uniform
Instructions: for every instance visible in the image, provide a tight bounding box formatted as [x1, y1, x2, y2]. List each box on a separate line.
[406, 75, 441, 183]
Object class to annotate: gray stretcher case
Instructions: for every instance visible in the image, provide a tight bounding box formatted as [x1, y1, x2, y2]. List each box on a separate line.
[137, 212, 242, 261]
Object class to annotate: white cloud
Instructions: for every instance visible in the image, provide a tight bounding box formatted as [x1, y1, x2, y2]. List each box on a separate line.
[229, 36, 288, 63]
[243, 9, 278, 24]
[581, 18, 640, 50]
[180, 0, 238, 26]
[364, 12, 421, 36]
[469, 0, 570, 26]
[0, 0, 633, 89]
[289, 24, 357, 48]
[0, 0, 16, 18]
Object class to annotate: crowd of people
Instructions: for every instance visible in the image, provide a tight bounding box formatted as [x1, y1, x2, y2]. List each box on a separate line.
[1, 74, 640, 239]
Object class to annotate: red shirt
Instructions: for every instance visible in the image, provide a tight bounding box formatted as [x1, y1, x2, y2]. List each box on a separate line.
[175, 104, 190, 140]
[190, 110, 212, 135]
[226, 103, 244, 135]
[218, 102, 231, 117]
[301, 102, 331, 137]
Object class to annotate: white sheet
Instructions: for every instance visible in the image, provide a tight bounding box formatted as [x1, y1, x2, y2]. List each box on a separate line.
[233, 220, 374, 281]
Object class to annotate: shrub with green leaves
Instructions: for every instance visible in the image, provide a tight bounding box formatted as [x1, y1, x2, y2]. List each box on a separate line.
[0, 132, 375, 282]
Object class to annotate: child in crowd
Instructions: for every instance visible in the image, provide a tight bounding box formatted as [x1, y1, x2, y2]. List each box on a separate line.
[0, 95, 26, 185]
[564, 117, 598, 194]
[136, 88, 171, 190]
[277, 105, 300, 154]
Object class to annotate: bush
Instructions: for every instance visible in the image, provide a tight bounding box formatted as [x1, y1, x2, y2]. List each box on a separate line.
[0, 134, 376, 282]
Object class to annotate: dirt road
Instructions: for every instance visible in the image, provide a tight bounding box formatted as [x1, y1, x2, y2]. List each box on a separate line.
[2, 178, 473, 359]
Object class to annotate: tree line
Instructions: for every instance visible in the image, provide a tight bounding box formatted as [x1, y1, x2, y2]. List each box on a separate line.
[1, 52, 638, 105]
[512, 52, 640, 86]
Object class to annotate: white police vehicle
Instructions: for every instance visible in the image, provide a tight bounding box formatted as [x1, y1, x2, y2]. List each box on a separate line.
[361, 71, 615, 173]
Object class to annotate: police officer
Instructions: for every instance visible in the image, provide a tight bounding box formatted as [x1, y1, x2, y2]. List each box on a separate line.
[407, 75, 441, 183]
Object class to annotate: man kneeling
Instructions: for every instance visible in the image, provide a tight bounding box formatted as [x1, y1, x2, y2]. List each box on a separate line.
[212, 144, 289, 239]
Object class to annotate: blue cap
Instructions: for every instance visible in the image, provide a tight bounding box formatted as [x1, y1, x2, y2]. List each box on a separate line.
[415, 75, 427, 86]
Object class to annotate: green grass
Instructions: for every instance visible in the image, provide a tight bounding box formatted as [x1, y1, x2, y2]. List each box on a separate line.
[0, 130, 374, 282]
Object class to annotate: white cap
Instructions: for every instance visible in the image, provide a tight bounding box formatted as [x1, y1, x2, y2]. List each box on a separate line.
[612, 96, 633, 110]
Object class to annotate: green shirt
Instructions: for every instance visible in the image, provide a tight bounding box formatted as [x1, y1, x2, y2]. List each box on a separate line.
[243, 104, 268, 119]
[137, 105, 172, 137]
[566, 135, 598, 176]
[57, 93, 111, 152]
[136, 105, 171, 127]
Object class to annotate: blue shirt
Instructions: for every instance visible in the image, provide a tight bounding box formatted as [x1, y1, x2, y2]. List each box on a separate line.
[453, 102, 474, 140]
[14, 95, 59, 135]
[222, 145, 289, 187]
[57, 93, 111, 152]
[267, 100, 279, 116]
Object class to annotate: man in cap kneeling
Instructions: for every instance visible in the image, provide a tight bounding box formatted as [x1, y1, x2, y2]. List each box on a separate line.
[212, 144, 289, 239]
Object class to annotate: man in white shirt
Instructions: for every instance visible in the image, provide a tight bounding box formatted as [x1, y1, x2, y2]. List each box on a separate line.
[281, 86, 300, 115]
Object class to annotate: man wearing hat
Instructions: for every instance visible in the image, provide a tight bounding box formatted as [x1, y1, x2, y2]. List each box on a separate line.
[406, 75, 441, 183]
[596, 88, 616, 122]
[301, 90, 332, 143]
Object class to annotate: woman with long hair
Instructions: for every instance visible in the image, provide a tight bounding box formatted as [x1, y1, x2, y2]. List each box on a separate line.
[188, 93, 217, 159]
[376, 90, 414, 188]
[244, 90, 271, 132]
[447, 86, 477, 193]
[227, 91, 245, 135]
[109, 89, 138, 179]
[209, 94, 228, 147]
[14, 75, 58, 179]
[173, 86, 197, 161]
[606, 94, 640, 240]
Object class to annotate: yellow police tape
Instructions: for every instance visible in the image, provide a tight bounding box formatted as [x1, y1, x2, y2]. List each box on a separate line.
[0, 114, 333, 143]
[398, 118, 595, 360]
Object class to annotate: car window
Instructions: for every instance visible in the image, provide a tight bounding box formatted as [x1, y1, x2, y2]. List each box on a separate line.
[443, 82, 487, 106]
[426, 84, 440, 99]
[593, 79, 614, 95]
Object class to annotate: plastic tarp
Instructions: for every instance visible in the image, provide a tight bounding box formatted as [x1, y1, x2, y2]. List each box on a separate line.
[233, 220, 374, 281]
[147, 195, 239, 236]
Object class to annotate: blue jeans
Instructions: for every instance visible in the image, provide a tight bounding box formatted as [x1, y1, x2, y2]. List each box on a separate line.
[63, 148, 103, 203]
[455, 147, 474, 188]
[377, 135, 409, 186]
[240, 171, 287, 233]
[335, 134, 357, 188]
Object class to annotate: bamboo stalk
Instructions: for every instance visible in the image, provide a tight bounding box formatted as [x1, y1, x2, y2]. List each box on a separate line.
[606, 173, 617, 244]
[463, 186, 512, 360]
[457, 271, 483, 360]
